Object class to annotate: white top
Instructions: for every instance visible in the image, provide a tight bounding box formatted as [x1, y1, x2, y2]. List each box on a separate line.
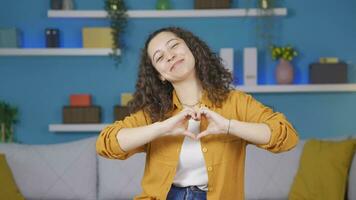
[173, 119, 208, 191]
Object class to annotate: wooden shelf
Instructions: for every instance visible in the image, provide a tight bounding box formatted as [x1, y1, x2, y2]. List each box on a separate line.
[237, 84, 356, 93]
[49, 124, 109, 132]
[47, 8, 287, 18]
[0, 48, 118, 56]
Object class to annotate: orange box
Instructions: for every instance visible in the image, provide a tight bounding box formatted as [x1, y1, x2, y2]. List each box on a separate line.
[70, 94, 91, 107]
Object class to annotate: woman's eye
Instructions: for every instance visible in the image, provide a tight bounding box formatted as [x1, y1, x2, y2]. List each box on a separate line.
[171, 43, 179, 48]
[157, 56, 163, 62]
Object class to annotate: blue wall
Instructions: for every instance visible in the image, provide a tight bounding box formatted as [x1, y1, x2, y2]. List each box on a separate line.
[0, 0, 355, 144]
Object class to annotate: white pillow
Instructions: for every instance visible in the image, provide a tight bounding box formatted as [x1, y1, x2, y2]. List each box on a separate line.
[245, 136, 351, 200]
[0, 136, 97, 200]
[98, 153, 146, 200]
[245, 140, 305, 200]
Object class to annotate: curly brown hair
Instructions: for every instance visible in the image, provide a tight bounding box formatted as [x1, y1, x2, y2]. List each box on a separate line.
[128, 26, 233, 122]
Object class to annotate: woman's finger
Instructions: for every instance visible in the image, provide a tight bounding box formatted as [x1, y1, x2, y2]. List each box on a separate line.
[199, 107, 212, 120]
[196, 130, 210, 139]
[182, 130, 196, 140]
[177, 108, 192, 120]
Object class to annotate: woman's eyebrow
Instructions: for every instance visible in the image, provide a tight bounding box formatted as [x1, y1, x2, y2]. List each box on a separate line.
[166, 38, 179, 46]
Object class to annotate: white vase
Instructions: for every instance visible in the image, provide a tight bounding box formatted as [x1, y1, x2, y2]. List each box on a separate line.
[62, 0, 75, 10]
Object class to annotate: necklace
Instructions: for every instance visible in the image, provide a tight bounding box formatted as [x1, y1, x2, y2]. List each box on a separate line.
[181, 101, 200, 108]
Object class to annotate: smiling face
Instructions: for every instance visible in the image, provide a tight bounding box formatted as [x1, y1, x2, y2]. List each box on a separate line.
[147, 31, 196, 83]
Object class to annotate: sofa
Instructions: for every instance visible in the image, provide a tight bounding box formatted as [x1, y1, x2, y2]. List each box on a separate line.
[0, 136, 355, 200]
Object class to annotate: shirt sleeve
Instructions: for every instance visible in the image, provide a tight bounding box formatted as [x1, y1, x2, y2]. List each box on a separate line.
[236, 91, 299, 153]
[96, 109, 150, 160]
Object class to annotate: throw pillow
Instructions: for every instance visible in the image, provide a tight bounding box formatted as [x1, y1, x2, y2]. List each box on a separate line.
[0, 153, 25, 200]
[289, 139, 356, 200]
[348, 148, 356, 199]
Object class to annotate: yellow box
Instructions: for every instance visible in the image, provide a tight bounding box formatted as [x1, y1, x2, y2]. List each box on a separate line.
[121, 93, 133, 106]
[319, 57, 339, 64]
[82, 27, 113, 48]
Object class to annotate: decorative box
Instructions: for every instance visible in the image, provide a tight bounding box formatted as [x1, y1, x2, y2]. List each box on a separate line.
[195, 0, 231, 9]
[114, 105, 130, 121]
[82, 27, 112, 48]
[62, 106, 101, 123]
[309, 62, 347, 84]
[70, 94, 91, 107]
[0, 28, 21, 48]
[121, 93, 133, 106]
[319, 57, 339, 64]
[45, 28, 60, 48]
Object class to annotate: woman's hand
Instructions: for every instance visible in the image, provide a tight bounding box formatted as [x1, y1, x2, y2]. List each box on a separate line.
[196, 106, 229, 139]
[160, 108, 197, 139]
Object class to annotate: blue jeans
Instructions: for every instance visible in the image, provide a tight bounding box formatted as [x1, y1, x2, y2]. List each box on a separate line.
[167, 185, 207, 200]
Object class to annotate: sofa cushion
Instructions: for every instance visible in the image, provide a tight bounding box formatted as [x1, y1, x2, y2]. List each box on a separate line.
[0, 136, 97, 200]
[349, 146, 356, 200]
[347, 135, 356, 200]
[289, 139, 356, 200]
[245, 140, 305, 200]
[98, 153, 146, 200]
[0, 153, 25, 200]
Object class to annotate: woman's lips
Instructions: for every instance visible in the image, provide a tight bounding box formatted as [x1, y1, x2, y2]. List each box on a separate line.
[170, 59, 184, 71]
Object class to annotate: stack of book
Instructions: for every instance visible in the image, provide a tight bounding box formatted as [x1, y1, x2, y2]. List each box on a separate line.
[194, 0, 231, 9]
[62, 94, 101, 124]
[309, 57, 347, 84]
[114, 93, 133, 121]
[0, 28, 21, 48]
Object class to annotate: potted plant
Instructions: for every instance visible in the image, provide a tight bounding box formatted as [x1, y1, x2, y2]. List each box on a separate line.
[104, 0, 128, 67]
[0, 100, 19, 143]
[156, 0, 171, 10]
[244, 0, 281, 48]
[271, 45, 298, 84]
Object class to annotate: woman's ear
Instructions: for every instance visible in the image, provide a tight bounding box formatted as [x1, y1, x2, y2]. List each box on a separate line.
[160, 76, 168, 84]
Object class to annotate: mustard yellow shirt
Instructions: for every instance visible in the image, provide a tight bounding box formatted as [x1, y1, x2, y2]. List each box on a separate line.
[96, 90, 299, 200]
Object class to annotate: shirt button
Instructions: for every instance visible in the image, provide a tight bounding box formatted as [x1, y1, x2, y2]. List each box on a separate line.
[202, 147, 207, 153]
[207, 166, 213, 171]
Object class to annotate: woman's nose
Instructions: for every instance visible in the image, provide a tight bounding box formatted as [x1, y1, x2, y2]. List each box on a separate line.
[166, 51, 176, 62]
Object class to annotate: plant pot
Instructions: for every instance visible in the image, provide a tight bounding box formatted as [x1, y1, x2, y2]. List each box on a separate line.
[156, 0, 170, 10]
[260, 0, 269, 9]
[1, 123, 5, 142]
[275, 59, 294, 84]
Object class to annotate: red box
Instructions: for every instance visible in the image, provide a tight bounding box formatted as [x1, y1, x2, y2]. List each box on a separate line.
[70, 94, 91, 107]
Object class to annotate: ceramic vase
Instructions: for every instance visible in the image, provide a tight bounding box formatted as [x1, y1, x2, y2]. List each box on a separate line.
[275, 59, 294, 84]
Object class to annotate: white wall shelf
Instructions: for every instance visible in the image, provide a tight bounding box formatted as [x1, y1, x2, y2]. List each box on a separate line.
[49, 124, 109, 132]
[0, 48, 118, 56]
[47, 8, 287, 18]
[49, 83, 356, 132]
[238, 84, 356, 93]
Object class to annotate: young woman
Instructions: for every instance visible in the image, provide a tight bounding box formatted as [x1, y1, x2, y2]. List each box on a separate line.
[96, 26, 299, 200]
